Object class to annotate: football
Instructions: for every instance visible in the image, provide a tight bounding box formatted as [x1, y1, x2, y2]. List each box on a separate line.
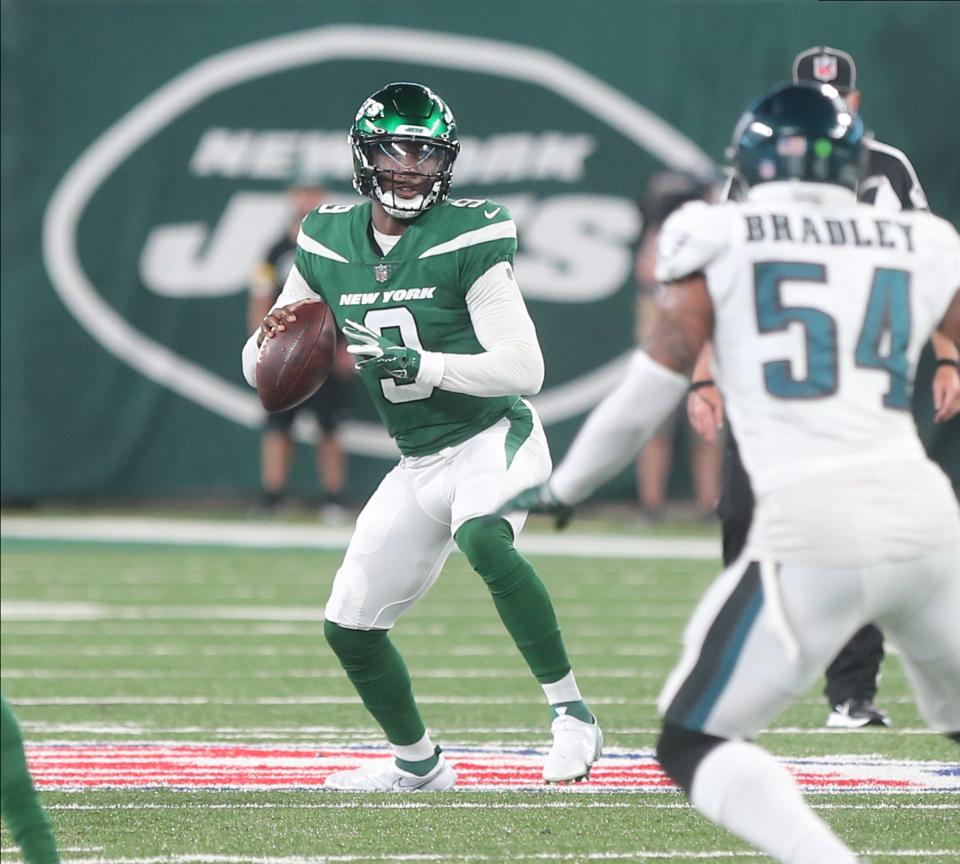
[256, 301, 337, 413]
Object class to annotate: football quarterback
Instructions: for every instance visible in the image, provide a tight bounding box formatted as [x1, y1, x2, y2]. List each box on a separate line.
[242, 82, 601, 791]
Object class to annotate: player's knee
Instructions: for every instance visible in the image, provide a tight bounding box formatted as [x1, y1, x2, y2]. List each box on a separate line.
[323, 620, 387, 670]
[455, 515, 516, 577]
[655, 720, 727, 797]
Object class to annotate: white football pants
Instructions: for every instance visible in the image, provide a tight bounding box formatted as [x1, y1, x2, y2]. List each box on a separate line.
[324, 400, 551, 630]
[659, 543, 960, 737]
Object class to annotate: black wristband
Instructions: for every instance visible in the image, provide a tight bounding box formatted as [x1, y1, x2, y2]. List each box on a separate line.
[935, 358, 960, 371]
[689, 379, 716, 393]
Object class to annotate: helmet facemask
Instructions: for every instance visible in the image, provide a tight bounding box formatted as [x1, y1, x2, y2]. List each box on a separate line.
[354, 136, 458, 219]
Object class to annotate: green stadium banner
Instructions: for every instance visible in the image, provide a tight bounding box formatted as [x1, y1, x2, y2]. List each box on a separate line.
[3, 1, 958, 504]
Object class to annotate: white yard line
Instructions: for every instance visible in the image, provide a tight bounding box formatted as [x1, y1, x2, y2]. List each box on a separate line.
[0, 602, 685, 627]
[20, 724, 948, 738]
[0, 854, 764, 863]
[3, 644, 680, 660]
[0, 515, 721, 560]
[0, 667, 657, 680]
[43, 801, 960, 811]
[5, 695, 924, 708]
[0, 644, 674, 657]
[7, 696, 638, 707]
[0, 850, 952, 863]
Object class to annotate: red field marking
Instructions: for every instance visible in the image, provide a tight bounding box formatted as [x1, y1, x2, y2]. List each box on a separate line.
[26, 744, 959, 792]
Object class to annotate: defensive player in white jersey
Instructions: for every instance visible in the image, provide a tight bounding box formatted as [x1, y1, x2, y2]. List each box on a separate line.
[502, 82, 960, 863]
[701, 46, 959, 731]
[242, 83, 601, 791]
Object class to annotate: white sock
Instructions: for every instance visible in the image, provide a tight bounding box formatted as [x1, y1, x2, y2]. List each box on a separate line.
[541, 670, 582, 705]
[392, 732, 436, 763]
[690, 740, 858, 864]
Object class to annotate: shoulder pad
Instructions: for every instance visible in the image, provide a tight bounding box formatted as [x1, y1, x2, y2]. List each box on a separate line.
[440, 197, 513, 226]
[297, 205, 359, 263]
[655, 201, 731, 283]
[301, 202, 362, 227]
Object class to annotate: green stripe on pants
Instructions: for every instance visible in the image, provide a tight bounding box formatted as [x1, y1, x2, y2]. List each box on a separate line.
[504, 400, 533, 468]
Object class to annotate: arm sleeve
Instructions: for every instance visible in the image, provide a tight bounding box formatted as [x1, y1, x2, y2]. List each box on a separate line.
[241, 263, 320, 387]
[549, 351, 689, 505]
[416, 261, 545, 396]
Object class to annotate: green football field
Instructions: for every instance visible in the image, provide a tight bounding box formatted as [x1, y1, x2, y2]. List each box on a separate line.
[1, 522, 957, 863]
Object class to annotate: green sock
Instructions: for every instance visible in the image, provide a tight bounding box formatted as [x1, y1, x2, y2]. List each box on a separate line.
[1, 694, 60, 864]
[323, 621, 427, 746]
[551, 700, 594, 724]
[395, 746, 441, 776]
[456, 517, 572, 683]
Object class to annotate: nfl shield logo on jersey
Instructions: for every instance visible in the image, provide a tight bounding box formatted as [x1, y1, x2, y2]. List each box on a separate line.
[373, 263, 392, 283]
[813, 54, 838, 83]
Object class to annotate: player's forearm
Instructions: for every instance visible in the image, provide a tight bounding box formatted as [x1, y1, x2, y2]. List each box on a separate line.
[421, 260, 544, 395]
[418, 341, 544, 396]
[931, 328, 959, 360]
[692, 342, 714, 382]
[550, 351, 689, 504]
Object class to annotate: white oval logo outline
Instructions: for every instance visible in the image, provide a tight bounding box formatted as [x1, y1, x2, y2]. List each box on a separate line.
[42, 25, 713, 457]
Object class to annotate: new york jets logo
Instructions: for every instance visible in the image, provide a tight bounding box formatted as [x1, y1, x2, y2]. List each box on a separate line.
[44, 26, 712, 458]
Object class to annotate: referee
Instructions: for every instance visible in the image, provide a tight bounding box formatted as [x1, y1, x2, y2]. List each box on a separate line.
[689, 46, 960, 728]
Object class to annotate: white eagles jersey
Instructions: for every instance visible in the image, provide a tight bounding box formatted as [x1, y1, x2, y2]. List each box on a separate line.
[657, 181, 960, 562]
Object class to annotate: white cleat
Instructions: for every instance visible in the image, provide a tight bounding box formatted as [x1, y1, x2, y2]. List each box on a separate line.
[826, 698, 891, 729]
[323, 755, 456, 792]
[543, 713, 603, 783]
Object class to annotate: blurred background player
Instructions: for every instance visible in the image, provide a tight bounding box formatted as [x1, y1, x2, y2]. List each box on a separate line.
[243, 82, 601, 791]
[248, 180, 353, 520]
[688, 45, 960, 729]
[1, 694, 59, 863]
[633, 171, 722, 522]
[504, 81, 960, 864]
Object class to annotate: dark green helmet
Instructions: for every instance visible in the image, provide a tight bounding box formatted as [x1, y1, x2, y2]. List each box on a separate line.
[731, 82, 866, 191]
[350, 82, 460, 219]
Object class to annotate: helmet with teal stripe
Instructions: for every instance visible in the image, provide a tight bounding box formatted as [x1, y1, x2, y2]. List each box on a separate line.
[731, 82, 866, 192]
[350, 82, 460, 219]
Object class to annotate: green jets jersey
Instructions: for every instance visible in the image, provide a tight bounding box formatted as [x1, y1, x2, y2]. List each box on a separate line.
[294, 198, 520, 456]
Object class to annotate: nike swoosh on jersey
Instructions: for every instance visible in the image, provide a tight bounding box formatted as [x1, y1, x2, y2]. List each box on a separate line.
[483, 207, 502, 219]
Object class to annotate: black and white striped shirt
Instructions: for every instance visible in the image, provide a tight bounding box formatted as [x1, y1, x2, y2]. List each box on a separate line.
[858, 138, 928, 211]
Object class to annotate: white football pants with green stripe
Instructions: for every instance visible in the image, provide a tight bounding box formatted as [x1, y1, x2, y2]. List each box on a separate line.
[325, 399, 550, 629]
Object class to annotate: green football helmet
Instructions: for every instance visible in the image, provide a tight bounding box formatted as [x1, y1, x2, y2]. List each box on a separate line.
[731, 82, 866, 191]
[350, 82, 460, 219]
